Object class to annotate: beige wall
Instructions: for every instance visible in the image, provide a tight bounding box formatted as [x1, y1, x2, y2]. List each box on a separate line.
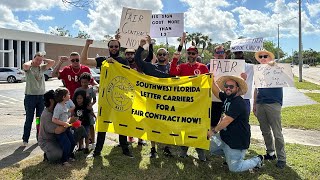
[45, 43, 108, 67]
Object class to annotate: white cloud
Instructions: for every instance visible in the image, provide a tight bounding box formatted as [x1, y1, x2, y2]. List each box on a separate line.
[306, 2, 320, 17]
[0, 0, 71, 11]
[180, 0, 237, 43]
[0, 5, 44, 33]
[72, 0, 163, 40]
[37, 15, 54, 21]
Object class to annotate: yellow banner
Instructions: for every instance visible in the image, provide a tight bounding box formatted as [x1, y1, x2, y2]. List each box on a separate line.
[96, 61, 212, 149]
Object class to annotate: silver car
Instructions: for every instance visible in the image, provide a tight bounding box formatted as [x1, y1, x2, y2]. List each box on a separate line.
[0, 67, 25, 83]
[90, 68, 100, 83]
[44, 68, 53, 81]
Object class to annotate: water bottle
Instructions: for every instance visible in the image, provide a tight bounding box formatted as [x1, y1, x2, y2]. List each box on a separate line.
[36, 117, 40, 141]
[211, 135, 222, 146]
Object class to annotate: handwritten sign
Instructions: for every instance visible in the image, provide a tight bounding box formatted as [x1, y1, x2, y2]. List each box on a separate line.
[119, 7, 152, 49]
[254, 64, 294, 88]
[150, 13, 184, 38]
[210, 59, 245, 78]
[230, 38, 264, 52]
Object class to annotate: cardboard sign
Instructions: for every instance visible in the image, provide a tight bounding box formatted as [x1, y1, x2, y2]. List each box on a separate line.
[119, 7, 152, 49]
[150, 13, 184, 38]
[210, 59, 246, 78]
[254, 64, 294, 88]
[230, 38, 264, 52]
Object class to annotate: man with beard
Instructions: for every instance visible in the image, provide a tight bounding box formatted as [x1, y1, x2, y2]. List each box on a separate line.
[135, 38, 173, 158]
[169, 45, 209, 161]
[234, 51, 254, 115]
[80, 39, 133, 158]
[209, 75, 264, 172]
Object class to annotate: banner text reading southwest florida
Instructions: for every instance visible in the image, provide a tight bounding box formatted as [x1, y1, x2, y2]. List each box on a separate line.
[133, 80, 202, 124]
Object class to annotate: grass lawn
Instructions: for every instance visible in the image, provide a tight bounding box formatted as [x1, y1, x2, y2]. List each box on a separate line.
[0, 140, 319, 180]
[294, 76, 320, 90]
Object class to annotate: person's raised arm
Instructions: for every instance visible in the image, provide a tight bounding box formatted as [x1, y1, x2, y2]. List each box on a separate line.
[169, 52, 181, 76]
[145, 35, 153, 63]
[211, 77, 221, 99]
[134, 39, 148, 71]
[80, 39, 97, 67]
[178, 32, 186, 52]
[22, 60, 32, 71]
[43, 58, 55, 70]
[52, 56, 68, 78]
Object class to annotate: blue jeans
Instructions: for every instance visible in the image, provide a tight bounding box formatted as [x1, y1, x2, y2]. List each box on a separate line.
[210, 134, 261, 172]
[56, 128, 76, 163]
[23, 95, 44, 143]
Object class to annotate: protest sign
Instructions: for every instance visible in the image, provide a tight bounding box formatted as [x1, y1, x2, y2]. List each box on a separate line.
[209, 59, 245, 78]
[119, 7, 152, 49]
[254, 63, 294, 88]
[230, 38, 264, 52]
[150, 13, 184, 38]
[96, 61, 212, 149]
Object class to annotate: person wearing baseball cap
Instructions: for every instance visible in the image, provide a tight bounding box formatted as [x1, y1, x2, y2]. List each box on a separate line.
[253, 49, 286, 169]
[209, 75, 264, 172]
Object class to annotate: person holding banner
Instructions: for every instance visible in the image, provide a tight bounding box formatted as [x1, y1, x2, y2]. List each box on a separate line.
[234, 51, 254, 115]
[80, 39, 133, 158]
[209, 75, 264, 172]
[253, 50, 286, 169]
[169, 46, 209, 161]
[135, 38, 173, 158]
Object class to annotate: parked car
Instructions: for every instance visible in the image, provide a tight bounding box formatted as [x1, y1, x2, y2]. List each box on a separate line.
[303, 64, 310, 68]
[0, 67, 25, 83]
[90, 68, 100, 83]
[44, 68, 53, 81]
[91, 67, 100, 74]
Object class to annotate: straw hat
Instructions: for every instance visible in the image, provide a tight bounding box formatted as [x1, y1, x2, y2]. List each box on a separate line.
[255, 49, 275, 61]
[216, 75, 248, 96]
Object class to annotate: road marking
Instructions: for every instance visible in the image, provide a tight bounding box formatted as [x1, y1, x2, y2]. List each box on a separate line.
[0, 138, 37, 146]
[2, 100, 15, 104]
[0, 103, 6, 106]
[0, 95, 22, 102]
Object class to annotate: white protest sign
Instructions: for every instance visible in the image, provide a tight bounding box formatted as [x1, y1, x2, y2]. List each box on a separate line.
[150, 13, 184, 38]
[210, 59, 246, 79]
[230, 38, 264, 52]
[119, 7, 152, 49]
[254, 64, 294, 88]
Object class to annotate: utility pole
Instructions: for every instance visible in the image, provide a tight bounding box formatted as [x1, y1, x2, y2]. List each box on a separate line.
[277, 24, 280, 60]
[298, 0, 303, 82]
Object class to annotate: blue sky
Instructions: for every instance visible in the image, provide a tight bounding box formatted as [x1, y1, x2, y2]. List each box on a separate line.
[0, 0, 319, 56]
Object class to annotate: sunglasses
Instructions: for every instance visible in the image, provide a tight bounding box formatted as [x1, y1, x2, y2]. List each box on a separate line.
[215, 51, 225, 55]
[71, 59, 79, 63]
[109, 45, 119, 48]
[157, 53, 167, 56]
[224, 84, 236, 89]
[259, 55, 269, 59]
[187, 52, 197, 55]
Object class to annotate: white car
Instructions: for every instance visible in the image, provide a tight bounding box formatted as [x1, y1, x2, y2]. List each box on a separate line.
[0, 67, 25, 83]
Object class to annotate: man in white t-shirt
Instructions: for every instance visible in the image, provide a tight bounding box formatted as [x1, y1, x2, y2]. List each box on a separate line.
[234, 51, 254, 115]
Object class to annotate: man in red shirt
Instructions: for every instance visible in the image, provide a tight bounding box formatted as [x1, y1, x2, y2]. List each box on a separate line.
[169, 45, 209, 161]
[52, 52, 95, 98]
[170, 46, 209, 76]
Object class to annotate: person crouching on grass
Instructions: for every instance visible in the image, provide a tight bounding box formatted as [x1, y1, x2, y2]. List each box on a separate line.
[72, 89, 95, 154]
[52, 88, 76, 166]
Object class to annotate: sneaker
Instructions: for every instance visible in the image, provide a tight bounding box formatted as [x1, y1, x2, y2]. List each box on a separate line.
[254, 155, 264, 169]
[150, 147, 157, 158]
[163, 146, 173, 157]
[276, 160, 286, 169]
[138, 140, 147, 146]
[84, 148, 90, 154]
[62, 161, 71, 166]
[264, 153, 276, 160]
[21, 141, 28, 147]
[123, 149, 134, 158]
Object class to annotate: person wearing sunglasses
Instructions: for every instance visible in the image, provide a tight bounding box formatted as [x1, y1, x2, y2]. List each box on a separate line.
[209, 75, 264, 172]
[80, 39, 133, 159]
[253, 50, 286, 169]
[169, 46, 208, 76]
[52, 52, 96, 99]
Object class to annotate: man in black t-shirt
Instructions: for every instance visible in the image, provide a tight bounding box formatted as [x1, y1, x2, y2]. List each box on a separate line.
[209, 75, 264, 172]
[80, 39, 133, 158]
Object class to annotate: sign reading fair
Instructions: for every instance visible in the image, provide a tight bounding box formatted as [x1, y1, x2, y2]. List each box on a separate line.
[254, 64, 294, 88]
[230, 37, 264, 52]
[119, 7, 152, 49]
[209, 59, 245, 78]
[150, 13, 184, 38]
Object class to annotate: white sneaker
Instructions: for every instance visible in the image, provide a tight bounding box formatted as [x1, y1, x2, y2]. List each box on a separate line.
[21, 142, 28, 147]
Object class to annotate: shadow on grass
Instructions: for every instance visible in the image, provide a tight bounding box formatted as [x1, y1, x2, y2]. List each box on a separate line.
[0, 144, 38, 169]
